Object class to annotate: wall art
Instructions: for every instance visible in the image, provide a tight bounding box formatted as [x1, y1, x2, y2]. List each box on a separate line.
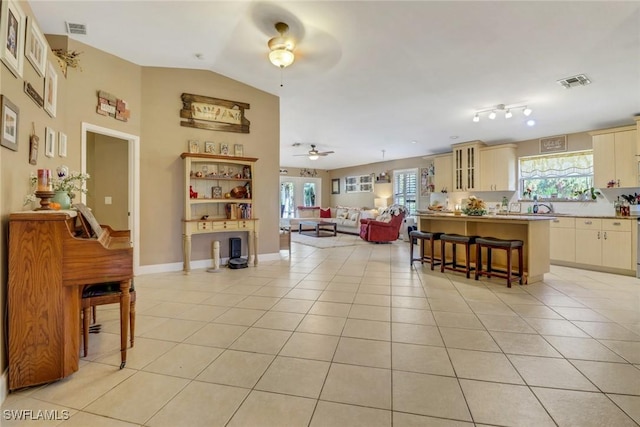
[44, 127, 55, 157]
[96, 90, 130, 121]
[0, 0, 26, 78]
[1, 95, 19, 151]
[25, 16, 47, 76]
[44, 61, 58, 117]
[58, 132, 67, 157]
[180, 93, 250, 133]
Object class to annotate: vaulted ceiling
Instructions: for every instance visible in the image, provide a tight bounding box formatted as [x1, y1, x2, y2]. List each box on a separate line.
[31, 1, 640, 169]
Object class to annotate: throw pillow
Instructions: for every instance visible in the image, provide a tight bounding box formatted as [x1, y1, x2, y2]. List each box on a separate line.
[320, 208, 331, 218]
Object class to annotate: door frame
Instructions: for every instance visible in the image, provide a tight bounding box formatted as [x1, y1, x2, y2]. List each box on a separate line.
[81, 123, 140, 275]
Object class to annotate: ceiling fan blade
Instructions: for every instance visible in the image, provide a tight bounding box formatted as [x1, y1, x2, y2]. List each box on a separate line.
[318, 151, 335, 155]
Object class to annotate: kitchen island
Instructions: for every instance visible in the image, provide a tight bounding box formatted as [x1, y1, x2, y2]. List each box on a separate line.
[417, 213, 554, 284]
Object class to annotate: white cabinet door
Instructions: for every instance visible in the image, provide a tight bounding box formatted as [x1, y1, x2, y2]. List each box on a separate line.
[614, 130, 637, 187]
[575, 230, 602, 266]
[479, 145, 516, 191]
[592, 129, 637, 188]
[434, 154, 452, 193]
[550, 218, 576, 263]
[602, 230, 632, 269]
[593, 133, 616, 189]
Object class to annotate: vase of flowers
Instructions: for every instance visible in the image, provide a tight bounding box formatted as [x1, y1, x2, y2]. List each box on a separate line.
[462, 195, 487, 216]
[25, 166, 90, 210]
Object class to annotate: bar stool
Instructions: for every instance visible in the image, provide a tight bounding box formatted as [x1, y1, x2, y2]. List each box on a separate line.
[474, 237, 524, 288]
[440, 234, 478, 278]
[409, 230, 443, 270]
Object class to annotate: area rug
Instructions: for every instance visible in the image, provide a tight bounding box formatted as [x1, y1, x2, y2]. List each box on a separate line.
[291, 231, 369, 249]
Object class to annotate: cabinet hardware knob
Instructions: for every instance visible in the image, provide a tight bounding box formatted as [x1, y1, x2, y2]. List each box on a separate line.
[613, 222, 621, 226]
[604, 232, 607, 240]
[597, 231, 600, 239]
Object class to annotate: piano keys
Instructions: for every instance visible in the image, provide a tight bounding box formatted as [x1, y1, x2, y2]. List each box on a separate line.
[8, 209, 133, 390]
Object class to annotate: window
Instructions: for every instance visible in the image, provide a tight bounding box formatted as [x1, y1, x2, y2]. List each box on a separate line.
[519, 150, 594, 200]
[393, 169, 417, 214]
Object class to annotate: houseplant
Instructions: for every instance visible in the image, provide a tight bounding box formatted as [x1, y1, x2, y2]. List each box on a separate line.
[462, 195, 486, 216]
[25, 166, 90, 209]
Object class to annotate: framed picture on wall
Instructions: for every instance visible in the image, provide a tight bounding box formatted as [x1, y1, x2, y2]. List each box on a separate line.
[45, 127, 55, 158]
[25, 16, 47, 76]
[331, 178, 340, 194]
[58, 132, 67, 157]
[1, 95, 19, 151]
[188, 139, 199, 153]
[44, 61, 58, 117]
[0, 0, 26, 78]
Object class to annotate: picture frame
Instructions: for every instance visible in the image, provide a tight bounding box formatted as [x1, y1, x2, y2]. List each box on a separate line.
[1, 96, 19, 151]
[204, 141, 216, 154]
[220, 143, 229, 156]
[331, 178, 340, 194]
[58, 132, 67, 157]
[212, 186, 223, 199]
[180, 93, 250, 134]
[29, 133, 38, 164]
[509, 202, 522, 213]
[44, 61, 58, 117]
[44, 127, 55, 158]
[188, 139, 199, 153]
[234, 143, 244, 157]
[0, 0, 26, 78]
[539, 135, 567, 154]
[25, 16, 47, 76]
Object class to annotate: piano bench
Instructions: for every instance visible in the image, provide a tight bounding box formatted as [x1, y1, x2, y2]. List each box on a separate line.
[81, 280, 136, 368]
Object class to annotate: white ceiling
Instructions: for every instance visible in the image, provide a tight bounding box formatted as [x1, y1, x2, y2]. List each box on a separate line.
[30, 1, 640, 170]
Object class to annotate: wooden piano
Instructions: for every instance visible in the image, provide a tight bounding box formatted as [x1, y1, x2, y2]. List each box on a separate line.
[8, 208, 133, 391]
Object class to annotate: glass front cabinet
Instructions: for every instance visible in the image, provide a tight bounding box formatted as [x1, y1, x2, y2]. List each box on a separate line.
[181, 153, 259, 272]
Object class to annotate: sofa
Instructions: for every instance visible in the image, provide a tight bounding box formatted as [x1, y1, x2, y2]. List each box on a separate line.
[287, 206, 378, 235]
[359, 205, 407, 243]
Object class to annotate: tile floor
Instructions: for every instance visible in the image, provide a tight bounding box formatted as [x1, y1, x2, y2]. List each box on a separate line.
[3, 240, 640, 426]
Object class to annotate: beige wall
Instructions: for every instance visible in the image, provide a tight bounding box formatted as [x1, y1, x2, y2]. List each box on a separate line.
[86, 133, 129, 230]
[140, 67, 280, 263]
[0, 10, 280, 384]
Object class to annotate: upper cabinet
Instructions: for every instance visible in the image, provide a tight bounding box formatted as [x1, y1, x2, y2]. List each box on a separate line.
[479, 144, 517, 191]
[452, 141, 485, 192]
[433, 154, 453, 193]
[590, 125, 637, 188]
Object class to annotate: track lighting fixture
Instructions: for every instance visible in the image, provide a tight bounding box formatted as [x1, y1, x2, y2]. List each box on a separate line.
[472, 103, 533, 123]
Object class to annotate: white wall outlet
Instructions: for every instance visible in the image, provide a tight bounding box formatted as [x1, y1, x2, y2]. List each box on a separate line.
[104, 196, 112, 205]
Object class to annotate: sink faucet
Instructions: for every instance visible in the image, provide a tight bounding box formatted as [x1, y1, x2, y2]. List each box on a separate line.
[537, 203, 554, 213]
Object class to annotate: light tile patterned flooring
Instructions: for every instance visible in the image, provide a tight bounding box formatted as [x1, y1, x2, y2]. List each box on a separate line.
[3, 240, 640, 426]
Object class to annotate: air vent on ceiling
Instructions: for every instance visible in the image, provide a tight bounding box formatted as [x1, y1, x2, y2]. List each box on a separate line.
[65, 22, 87, 35]
[557, 74, 591, 89]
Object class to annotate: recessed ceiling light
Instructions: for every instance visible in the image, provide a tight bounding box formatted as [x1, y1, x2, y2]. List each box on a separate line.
[526, 119, 536, 126]
[195, 53, 204, 60]
[411, 140, 417, 144]
[450, 136, 459, 140]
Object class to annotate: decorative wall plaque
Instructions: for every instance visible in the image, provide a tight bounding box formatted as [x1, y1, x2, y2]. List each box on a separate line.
[180, 93, 250, 133]
[97, 90, 130, 122]
[539, 135, 567, 154]
[24, 81, 44, 107]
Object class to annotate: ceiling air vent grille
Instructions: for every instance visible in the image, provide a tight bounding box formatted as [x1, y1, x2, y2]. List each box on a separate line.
[557, 74, 591, 89]
[65, 22, 87, 35]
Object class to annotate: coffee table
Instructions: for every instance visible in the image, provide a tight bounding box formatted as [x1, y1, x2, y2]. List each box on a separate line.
[298, 221, 337, 237]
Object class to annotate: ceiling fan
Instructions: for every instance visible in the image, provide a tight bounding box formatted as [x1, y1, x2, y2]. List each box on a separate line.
[294, 144, 334, 160]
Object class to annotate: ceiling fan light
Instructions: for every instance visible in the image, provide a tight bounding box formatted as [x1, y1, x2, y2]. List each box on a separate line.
[269, 48, 295, 68]
[523, 107, 532, 116]
[308, 154, 319, 160]
[504, 109, 513, 119]
[488, 111, 496, 120]
[473, 113, 480, 122]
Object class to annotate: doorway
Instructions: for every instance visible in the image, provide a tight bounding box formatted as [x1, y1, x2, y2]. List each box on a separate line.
[279, 176, 322, 218]
[81, 123, 140, 274]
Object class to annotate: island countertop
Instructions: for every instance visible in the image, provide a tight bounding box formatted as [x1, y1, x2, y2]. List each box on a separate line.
[417, 213, 551, 284]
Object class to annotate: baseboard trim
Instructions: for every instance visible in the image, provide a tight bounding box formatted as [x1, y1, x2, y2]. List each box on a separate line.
[136, 252, 282, 275]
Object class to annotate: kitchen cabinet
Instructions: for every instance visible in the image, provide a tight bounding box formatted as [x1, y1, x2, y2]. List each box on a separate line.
[479, 144, 517, 191]
[590, 126, 637, 188]
[550, 217, 575, 263]
[433, 153, 452, 193]
[574, 218, 634, 270]
[452, 141, 485, 192]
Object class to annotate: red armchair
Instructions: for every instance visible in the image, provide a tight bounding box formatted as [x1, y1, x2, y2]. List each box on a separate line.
[359, 211, 406, 243]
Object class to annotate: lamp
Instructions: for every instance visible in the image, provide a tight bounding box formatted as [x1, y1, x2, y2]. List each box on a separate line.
[472, 103, 533, 123]
[268, 22, 295, 68]
[374, 198, 389, 209]
[308, 153, 319, 161]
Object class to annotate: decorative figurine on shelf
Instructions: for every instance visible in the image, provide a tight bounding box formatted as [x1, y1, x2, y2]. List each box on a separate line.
[243, 166, 251, 179]
[189, 185, 198, 199]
